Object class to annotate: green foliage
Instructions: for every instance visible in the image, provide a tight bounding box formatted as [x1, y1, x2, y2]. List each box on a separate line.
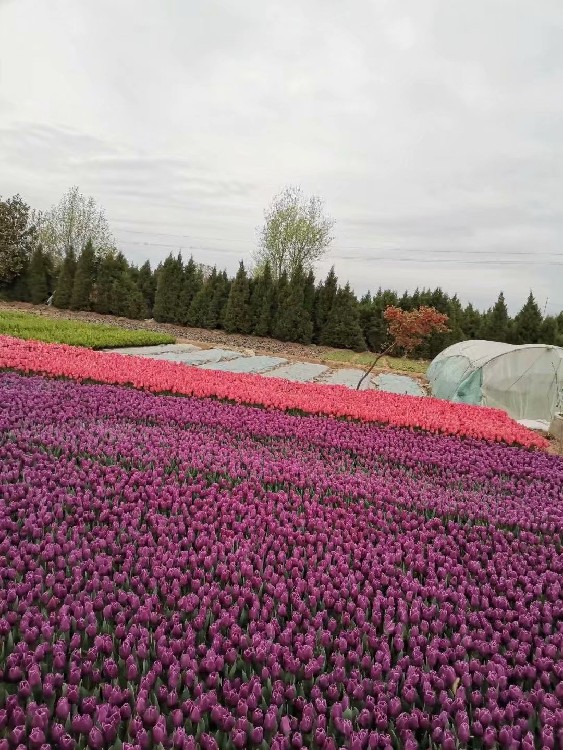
[138, 261, 156, 316]
[36, 185, 114, 261]
[254, 186, 334, 279]
[70, 240, 96, 310]
[205, 271, 230, 329]
[482, 292, 509, 342]
[153, 254, 184, 323]
[539, 316, 559, 346]
[187, 273, 214, 328]
[250, 262, 274, 337]
[462, 302, 482, 339]
[179, 257, 204, 325]
[223, 262, 252, 334]
[313, 266, 338, 342]
[363, 288, 399, 352]
[0, 310, 174, 349]
[273, 263, 313, 344]
[52, 247, 77, 309]
[0, 194, 37, 285]
[320, 283, 366, 351]
[27, 245, 49, 304]
[92, 252, 146, 319]
[510, 292, 543, 345]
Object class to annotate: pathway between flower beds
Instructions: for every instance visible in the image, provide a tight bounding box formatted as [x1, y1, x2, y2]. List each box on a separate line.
[107, 344, 427, 395]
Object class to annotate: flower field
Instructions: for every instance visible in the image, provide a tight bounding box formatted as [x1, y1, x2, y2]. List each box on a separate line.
[0, 335, 548, 449]
[0, 312, 175, 349]
[1, 369, 562, 749]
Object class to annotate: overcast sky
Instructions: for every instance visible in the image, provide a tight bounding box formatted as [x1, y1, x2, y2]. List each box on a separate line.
[1, 0, 562, 314]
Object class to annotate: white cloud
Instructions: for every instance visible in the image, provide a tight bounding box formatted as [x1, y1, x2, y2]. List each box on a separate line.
[1, 0, 562, 314]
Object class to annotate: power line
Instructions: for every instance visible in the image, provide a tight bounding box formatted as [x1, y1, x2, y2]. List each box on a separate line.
[114, 227, 563, 258]
[118, 238, 563, 266]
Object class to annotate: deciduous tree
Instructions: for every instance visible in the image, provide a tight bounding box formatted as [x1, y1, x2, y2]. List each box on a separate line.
[254, 186, 334, 280]
[357, 305, 449, 388]
[0, 194, 37, 284]
[36, 186, 114, 261]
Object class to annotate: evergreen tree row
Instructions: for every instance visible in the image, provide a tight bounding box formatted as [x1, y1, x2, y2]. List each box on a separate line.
[4, 244, 563, 356]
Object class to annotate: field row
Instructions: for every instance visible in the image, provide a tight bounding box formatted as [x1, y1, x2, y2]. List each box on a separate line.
[1, 373, 562, 750]
[0, 310, 175, 349]
[0, 335, 547, 449]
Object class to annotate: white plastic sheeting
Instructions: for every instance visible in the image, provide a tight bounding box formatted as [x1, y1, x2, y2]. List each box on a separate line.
[427, 340, 563, 422]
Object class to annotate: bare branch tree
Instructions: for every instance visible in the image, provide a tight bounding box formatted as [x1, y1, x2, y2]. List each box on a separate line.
[254, 186, 334, 280]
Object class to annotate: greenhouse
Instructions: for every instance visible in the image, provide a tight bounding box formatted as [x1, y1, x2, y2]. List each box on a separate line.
[427, 339, 563, 423]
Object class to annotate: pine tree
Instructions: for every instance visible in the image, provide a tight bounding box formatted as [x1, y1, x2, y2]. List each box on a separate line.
[178, 257, 203, 325]
[271, 270, 289, 330]
[358, 292, 373, 343]
[52, 247, 77, 309]
[27, 245, 49, 304]
[273, 263, 313, 344]
[511, 292, 543, 344]
[223, 262, 252, 334]
[250, 262, 274, 337]
[70, 240, 96, 310]
[313, 267, 338, 342]
[205, 271, 230, 329]
[461, 303, 482, 339]
[138, 260, 156, 316]
[113, 263, 146, 319]
[92, 253, 117, 314]
[320, 283, 366, 351]
[539, 316, 559, 346]
[364, 288, 398, 352]
[303, 269, 316, 321]
[482, 291, 509, 342]
[153, 254, 183, 323]
[189, 267, 217, 328]
[7, 258, 31, 301]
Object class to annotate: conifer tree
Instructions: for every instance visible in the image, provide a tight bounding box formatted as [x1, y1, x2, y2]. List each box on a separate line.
[358, 292, 373, 339]
[313, 266, 338, 342]
[52, 246, 77, 309]
[462, 303, 482, 339]
[223, 262, 252, 334]
[320, 283, 366, 351]
[303, 269, 316, 321]
[364, 288, 398, 351]
[250, 262, 274, 337]
[92, 253, 117, 314]
[273, 263, 313, 343]
[27, 245, 49, 304]
[205, 271, 231, 329]
[138, 260, 156, 316]
[112, 261, 146, 319]
[482, 291, 509, 342]
[179, 257, 203, 324]
[187, 270, 216, 328]
[70, 240, 96, 310]
[271, 270, 289, 330]
[510, 292, 543, 344]
[539, 316, 559, 346]
[7, 258, 31, 301]
[153, 254, 183, 323]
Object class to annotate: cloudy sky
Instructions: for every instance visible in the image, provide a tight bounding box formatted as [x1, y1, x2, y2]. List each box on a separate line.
[1, 0, 562, 314]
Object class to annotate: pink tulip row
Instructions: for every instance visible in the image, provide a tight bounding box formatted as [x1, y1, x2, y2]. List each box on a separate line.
[0, 335, 547, 449]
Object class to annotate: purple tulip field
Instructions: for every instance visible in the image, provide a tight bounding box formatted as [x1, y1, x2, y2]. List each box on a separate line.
[1, 371, 563, 750]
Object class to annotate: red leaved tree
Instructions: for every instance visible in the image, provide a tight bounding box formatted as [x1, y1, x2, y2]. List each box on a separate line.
[357, 305, 449, 389]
